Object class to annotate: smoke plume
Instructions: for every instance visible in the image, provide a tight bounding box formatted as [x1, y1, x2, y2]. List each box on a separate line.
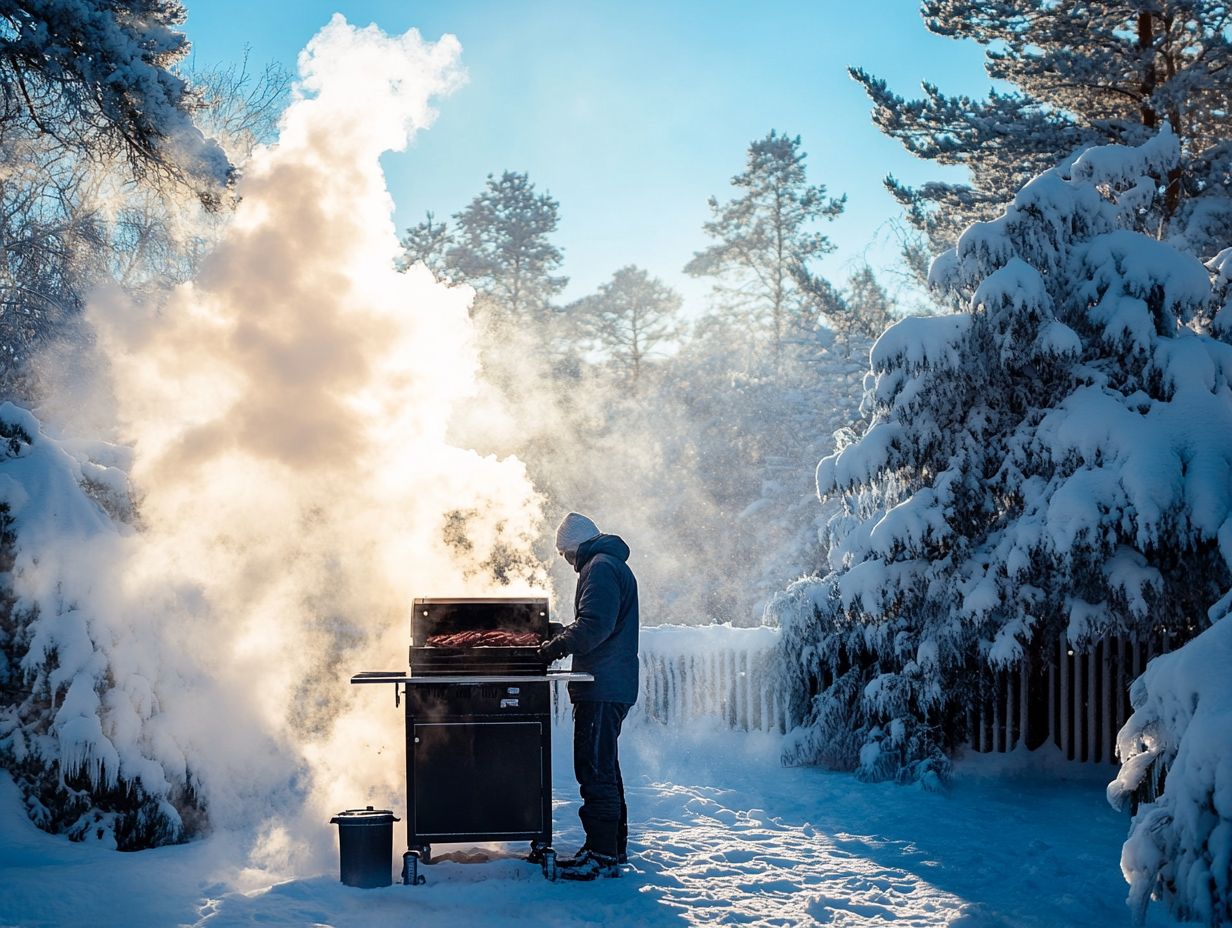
[77, 16, 545, 872]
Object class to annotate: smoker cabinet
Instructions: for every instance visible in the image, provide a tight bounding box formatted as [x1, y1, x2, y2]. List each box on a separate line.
[404, 681, 553, 856]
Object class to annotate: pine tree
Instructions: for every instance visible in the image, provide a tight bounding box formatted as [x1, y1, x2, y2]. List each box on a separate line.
[770, 127, 1232, 784]
[852, 1, 1232, 257]
[400, 171, 567, 330]
[807, 265, 899, 355]
[571, 266, 682, 385]
[685, 131, 845, 372]
[397, 210, 453, 279]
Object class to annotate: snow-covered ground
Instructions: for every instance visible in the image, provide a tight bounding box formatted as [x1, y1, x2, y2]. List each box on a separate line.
[0, 723, 1178, 928]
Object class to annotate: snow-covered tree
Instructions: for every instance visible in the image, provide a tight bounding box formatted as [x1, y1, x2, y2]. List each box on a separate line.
[0, 0, 232, 197]
[0, 404, 204, 849]
[686, 131, 845, 371]
[771, 127, 1232, 785]
[0, 21, 281, 398]
[853, 1, 1232, 257]
[1109, 614, 1232, 926]
[571, 265, 682, 385]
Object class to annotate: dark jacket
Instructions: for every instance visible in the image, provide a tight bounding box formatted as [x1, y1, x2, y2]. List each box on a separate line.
[561, 534, 639, 704]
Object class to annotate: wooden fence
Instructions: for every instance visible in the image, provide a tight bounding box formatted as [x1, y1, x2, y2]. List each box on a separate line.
[968, 628, 1194, 763]
[549, 623, 1192, 766]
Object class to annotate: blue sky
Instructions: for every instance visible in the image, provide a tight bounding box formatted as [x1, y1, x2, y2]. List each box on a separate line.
[184, 1, 995, 312]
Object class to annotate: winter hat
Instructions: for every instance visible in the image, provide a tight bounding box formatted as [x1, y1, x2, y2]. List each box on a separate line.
[555, 512, 601, 555]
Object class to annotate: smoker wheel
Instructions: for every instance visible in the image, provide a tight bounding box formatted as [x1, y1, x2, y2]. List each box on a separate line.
[541, 848, 557, 882]
[412, 844, 432, 865]
[526, 840, 548, 865]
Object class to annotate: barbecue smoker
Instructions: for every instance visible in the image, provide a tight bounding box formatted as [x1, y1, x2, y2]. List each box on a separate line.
[351, 597, 591, 884]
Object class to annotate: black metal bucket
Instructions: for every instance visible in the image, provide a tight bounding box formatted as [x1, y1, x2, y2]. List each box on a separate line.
[330, 806, 400, 888]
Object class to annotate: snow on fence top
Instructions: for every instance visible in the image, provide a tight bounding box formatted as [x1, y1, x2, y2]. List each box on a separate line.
[633, 624, 788, 733]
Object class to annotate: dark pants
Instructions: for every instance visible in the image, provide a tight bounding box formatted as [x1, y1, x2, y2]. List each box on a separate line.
[572, 700, 630, 858]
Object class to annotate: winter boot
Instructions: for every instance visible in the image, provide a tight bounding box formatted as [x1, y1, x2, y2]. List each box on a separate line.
[557, 845, 592, 869]
[557, 850, 620, 881]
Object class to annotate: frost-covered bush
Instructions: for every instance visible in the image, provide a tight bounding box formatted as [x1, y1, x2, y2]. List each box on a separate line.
[0, 403, 202, 849]
[1108, 616, 1232, 926]
[772, 126, 1232, 784]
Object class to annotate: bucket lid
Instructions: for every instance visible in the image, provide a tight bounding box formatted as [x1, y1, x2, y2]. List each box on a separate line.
[330, 805, 400, 825]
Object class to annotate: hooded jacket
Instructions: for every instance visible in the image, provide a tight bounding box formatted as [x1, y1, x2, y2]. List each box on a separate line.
[560, 533, 639, 704]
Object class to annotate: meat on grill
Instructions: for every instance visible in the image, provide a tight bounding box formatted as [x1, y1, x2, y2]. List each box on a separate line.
[426, 630, 540, 648]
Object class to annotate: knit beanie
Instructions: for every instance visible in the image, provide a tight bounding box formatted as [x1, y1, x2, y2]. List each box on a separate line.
[555, 512, 601, 555]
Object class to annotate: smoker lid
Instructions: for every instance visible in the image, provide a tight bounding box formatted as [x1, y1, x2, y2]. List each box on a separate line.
[411, 597, 550, 643]
[330, 805, 400, 825]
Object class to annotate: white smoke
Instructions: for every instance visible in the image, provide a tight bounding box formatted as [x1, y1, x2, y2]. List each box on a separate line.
[78, 16, 546, 873]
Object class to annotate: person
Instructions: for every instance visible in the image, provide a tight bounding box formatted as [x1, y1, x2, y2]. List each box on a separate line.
[537, 512, 639, 881]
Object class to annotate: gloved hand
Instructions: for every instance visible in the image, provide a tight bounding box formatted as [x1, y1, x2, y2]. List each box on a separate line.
[538, 635, 569, 662]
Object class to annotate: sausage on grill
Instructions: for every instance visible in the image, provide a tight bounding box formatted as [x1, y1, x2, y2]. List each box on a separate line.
[426, 630, 539, 648]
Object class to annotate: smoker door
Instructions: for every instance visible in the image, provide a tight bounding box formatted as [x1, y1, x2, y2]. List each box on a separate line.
[411, 720, 545, 839]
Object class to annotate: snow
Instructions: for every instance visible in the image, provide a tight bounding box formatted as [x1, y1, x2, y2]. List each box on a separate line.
[1069, 124, 1181, 192]
[1076, 231, 1211, 347]
[0, 722, 1184, 927]
[869, 315, 969, 375]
